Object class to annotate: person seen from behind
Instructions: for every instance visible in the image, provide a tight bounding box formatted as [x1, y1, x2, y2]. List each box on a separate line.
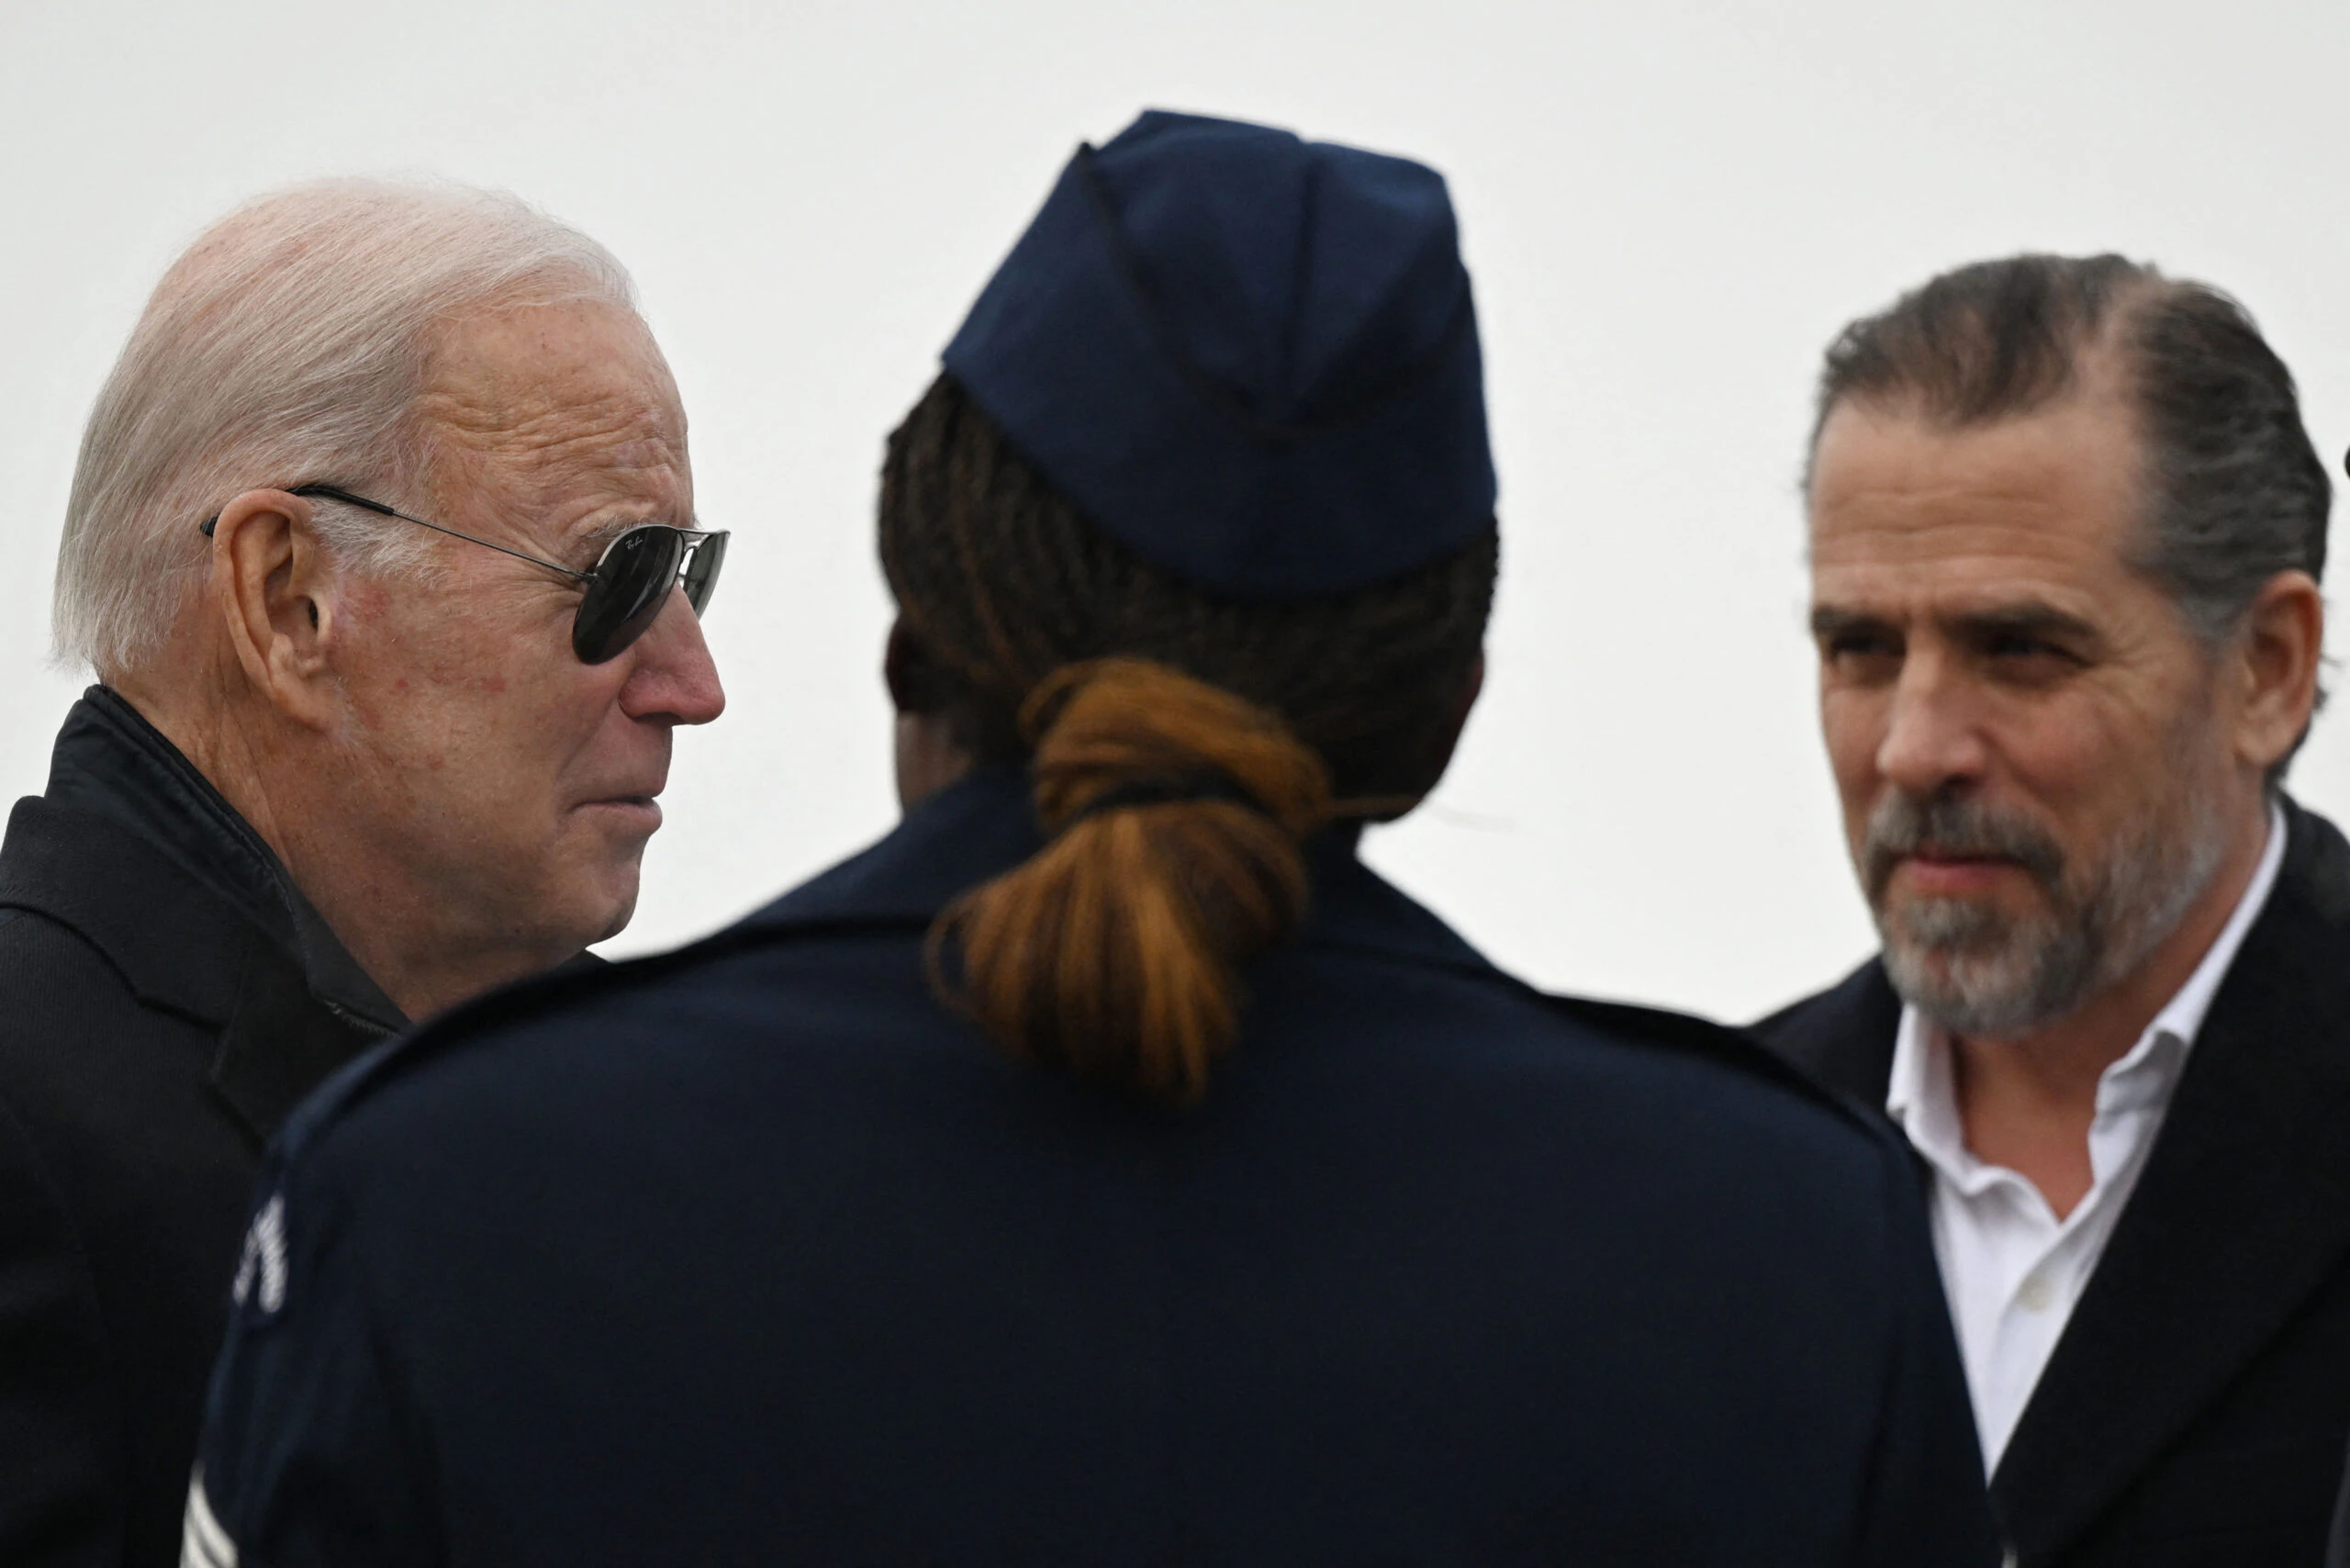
[185, 112, 1996, 1566]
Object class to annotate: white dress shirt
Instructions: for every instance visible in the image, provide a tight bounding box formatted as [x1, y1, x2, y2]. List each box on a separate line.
[1886, 803, 2288, 1473]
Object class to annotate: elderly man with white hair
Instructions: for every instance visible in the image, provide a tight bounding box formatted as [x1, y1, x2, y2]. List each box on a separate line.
[0, 180, 724, 1567]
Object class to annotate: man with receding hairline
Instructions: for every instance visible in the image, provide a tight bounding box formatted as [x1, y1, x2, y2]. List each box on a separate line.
[1761, 252, 2349, 1567]
[0, 180, 724, 1567]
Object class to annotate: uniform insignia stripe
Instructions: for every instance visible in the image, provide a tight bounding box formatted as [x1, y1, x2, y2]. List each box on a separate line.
[231, 1194, 288, 1316]
[180, 1469, 239, 1568]
[256, 1194, 288, 1313]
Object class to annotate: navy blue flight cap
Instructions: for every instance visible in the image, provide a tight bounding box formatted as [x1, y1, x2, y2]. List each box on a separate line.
[941, 109, 1497, 599]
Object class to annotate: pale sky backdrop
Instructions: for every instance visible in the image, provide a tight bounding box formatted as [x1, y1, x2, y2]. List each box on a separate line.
[4, 0, 2346, 1023]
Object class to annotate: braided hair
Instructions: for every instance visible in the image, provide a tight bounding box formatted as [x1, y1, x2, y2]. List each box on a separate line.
[880, 372, 1496, 1104]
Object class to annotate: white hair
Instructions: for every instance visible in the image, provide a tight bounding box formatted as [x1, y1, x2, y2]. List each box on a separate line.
[54, 177, 641, 678]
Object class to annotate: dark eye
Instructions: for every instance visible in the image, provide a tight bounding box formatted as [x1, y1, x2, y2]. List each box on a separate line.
[1821, 629, 1901, 676]
[1985, 633, 2081, 674]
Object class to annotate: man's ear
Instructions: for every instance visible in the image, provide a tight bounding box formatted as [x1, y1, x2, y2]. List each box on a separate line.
[208, 489, 344, 728]
[2234, 569, 2325, 773]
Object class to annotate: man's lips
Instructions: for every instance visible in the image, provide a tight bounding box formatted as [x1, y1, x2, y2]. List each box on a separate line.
[1892, 850, 2023, 897]
[576, 792, 665, 829]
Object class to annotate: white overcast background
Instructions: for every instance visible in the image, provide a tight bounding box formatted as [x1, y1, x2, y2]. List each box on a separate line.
[4, 0, 2346, 1023]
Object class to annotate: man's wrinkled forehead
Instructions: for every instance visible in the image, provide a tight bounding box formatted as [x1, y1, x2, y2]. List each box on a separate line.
[415, 300, 688, 520]
[1807, 388, 2142, 566]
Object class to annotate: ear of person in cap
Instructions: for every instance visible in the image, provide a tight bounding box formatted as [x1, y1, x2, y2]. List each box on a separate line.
[943, 108, 1497, 600]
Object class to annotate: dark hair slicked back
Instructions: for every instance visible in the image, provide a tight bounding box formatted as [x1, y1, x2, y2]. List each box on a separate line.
[1814, 253, 2149, 438]
[1808, 253, 2330, 775]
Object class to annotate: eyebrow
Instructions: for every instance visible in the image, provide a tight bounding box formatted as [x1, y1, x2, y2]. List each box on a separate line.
[1807, 601, 2103, 646]
[1808, 605, 1886, 641]
[1942, 604, 2102, 646]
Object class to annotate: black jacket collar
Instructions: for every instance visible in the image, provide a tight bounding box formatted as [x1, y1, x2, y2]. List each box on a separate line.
[1764, 799, 2350, 1562]
[43, 688, 404, 1033]
[1757, 959, 1903, 1111]
[0, 689, 405, 1142]
[744, 763, 1502, 983]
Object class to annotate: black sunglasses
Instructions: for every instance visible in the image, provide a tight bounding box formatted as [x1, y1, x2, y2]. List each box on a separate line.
[202, 484, 727, 665]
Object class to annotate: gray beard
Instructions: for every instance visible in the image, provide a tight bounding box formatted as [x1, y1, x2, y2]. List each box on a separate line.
[1865, 763, 2232, 1041]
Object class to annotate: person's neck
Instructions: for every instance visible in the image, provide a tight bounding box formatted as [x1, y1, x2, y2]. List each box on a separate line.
[1950, 800, 2274, 1219]
[276, 861, 574, 1021]
[114, 677, 570, 1022]
[895, 711, 980, 814]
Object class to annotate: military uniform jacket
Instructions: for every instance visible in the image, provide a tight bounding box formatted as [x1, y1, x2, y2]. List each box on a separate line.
[0, 689, 403, 1568]
[1760, 800, 2350, 1568]
[191, 766, 1998, 1566]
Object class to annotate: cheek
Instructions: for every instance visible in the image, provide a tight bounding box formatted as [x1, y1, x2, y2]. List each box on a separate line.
[453, 667, 625, 791]
[348, 618, 603, 789]
[1988, 697, 2143, 805]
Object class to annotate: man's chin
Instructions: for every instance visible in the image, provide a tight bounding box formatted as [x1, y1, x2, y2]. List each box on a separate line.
[1883, 935, 2082, 1040]
[1878, 887, 2036, 942]
[591, 890, 641, 946]
[542, 847, 644, 951]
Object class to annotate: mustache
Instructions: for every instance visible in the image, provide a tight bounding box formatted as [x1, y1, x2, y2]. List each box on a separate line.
[1863, 792, 2065, 904]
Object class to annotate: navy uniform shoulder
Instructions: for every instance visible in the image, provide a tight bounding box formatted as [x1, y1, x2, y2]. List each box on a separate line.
[274, 904, 1900, 1168]
[267, 902, 910, 1167]
[1541, 989, 1898, 1147]
[269, 935, 698, 1164]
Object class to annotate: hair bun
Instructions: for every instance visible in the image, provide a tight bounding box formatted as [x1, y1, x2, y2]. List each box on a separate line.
[1022, 658, 1332, 837]
[929, 658, 1332, 1104]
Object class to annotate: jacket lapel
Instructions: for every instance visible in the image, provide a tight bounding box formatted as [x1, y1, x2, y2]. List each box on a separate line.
[1992, 802, 2350, 1561]
[1759, 959, 1904, 1108]
[0, 794, 394, 1149]
[0, 797, 249, 1022]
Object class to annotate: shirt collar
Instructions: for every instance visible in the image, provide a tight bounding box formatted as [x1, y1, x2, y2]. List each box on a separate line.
[1887, 801, 2288, 1160]
[1886, 1002, 1973, 1184]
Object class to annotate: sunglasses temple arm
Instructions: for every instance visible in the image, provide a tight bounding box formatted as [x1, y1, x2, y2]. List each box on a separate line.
[391, 513, 595, 583]
[290, 487, 593, 584]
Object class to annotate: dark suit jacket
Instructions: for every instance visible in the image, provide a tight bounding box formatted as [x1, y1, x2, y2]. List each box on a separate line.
[190, 764, 1998, 1566]
[1759, 798, 2350, 1568]
[0, 689, 404, 1568]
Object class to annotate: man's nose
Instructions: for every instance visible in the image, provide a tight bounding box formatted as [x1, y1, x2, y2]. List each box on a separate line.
[619, 589, 727, 726]
[1874, 653, 1987, 797]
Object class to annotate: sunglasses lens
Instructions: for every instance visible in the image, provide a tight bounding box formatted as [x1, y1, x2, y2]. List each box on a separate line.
[573, 527, 686, 664]
[681, 531, 727, 615]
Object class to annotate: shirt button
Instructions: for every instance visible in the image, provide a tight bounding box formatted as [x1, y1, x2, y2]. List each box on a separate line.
[2017, 1273, 2055, 1313]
